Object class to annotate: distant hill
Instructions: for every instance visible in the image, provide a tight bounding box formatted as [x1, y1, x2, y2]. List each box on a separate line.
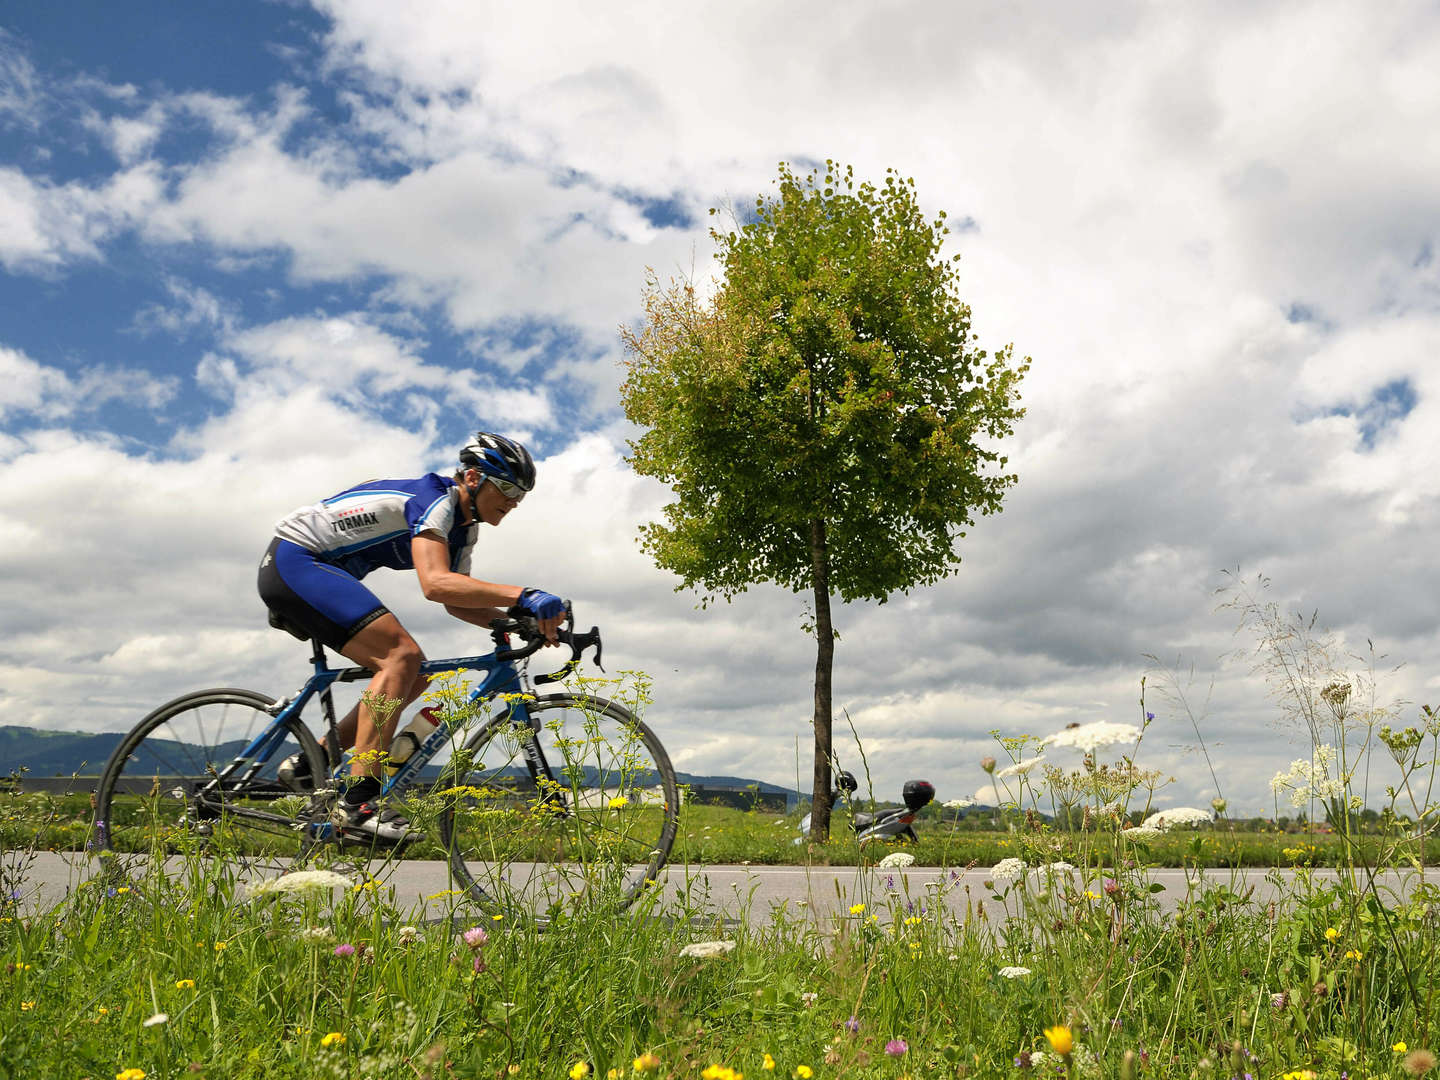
[0, 725, 798, 796]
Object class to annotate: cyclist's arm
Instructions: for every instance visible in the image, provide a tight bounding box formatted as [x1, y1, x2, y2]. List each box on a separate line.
[411, 533, 561, 642]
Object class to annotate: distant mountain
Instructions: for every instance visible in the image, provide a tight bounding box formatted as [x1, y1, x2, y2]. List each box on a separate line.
[0, 725, 799, 796]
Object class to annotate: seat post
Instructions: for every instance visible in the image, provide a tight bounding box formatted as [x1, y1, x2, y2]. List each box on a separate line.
[310, 638, 327, 668]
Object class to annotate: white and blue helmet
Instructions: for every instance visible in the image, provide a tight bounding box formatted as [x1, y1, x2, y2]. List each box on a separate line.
[459, 432, 536, 492]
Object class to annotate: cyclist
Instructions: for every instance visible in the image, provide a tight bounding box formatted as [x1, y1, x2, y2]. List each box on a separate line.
[257, 432, 565, 843]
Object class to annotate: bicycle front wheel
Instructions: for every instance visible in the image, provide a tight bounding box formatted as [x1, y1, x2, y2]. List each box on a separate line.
[438, 692, 680, 912]
[94, 688, 324, 867]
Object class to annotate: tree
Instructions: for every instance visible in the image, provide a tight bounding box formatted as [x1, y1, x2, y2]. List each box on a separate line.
[619, 161, 1029, 840]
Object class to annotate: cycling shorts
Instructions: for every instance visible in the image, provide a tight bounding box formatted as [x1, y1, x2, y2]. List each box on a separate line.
[258, 537, 389, 652]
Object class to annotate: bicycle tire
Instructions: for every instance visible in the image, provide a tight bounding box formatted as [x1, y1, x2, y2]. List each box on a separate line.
[93, 687, 325, 867]
[437, 692, 680, 912]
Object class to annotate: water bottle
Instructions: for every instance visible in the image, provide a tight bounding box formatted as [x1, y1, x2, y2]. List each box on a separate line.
[387, 705, 442, 776]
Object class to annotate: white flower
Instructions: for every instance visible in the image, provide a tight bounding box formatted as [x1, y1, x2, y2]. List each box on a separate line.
[1140, 807, 1212, 831]
[1042, 861, 1075, 874]
[1042, 721, 1142, 753]
[877, 852, 915, 869]
[396, 925, 420, 945]
[944, 797, 978, 809]
[142, 1012, 169, 1027]
[800, 991, 819, 1007]
[990, 857, 1027, 882]
[1031, 1051, 1049, 1066]
[995, 755, 1045, 779]
[246, 869, 354, 899]
[1122, 825, 1163, 840]
[998, 965, 1032, 978]
[299, 926, 336, 944]
[678, 940, 736, 959]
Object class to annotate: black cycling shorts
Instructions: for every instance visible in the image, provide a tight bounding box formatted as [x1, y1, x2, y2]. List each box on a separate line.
[257, 537, 389, 652]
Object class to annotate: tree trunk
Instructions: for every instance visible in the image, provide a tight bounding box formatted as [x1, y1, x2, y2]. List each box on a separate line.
[808, 516, 836, 842]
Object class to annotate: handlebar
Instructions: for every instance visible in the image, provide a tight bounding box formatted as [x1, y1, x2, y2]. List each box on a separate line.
[489, 601, 604, 685]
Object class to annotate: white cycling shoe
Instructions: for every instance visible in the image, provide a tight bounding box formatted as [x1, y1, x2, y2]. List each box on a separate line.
[277, 753, 314, 792]
[329, 799, 415, 845]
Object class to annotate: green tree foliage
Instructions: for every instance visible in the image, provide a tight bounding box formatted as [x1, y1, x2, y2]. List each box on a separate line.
[620, 161, 1029, 839]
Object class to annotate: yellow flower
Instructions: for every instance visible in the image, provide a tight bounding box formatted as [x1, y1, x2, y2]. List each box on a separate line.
[1044, 1025, 1074, 1056]
[20, 1000, 36, 1010]
[570, 1062, 591, 1079]
[116, 1070, 147, 1080]
[213, 941, 228, 952]
[97, 1006, 109, 1016]
[492, 913, 504, 921]
[1345, 949, 1363, 960]
[607, 1069, 624, 1080]
[12, 962, 31, 972]
[1085, 890, 1102, 901]
[794, 1068, 813, 1080]
[1396, 1043, 1410, 1053]
[608, 795, 629, 809]
[1281, 1071, 1317, 1080]
[763, 1054, 776, 1071]
[116, 886, 130, 895]
[174, 979, 195, 990]
[633, 1052, 661, 1073]
[320, 1031, 346, 1048]
[849, 903, 865, 915]
[1324, 927, 1339, 942]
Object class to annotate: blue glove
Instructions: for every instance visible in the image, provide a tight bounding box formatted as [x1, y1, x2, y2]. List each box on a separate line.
[518, 588, 565, 621]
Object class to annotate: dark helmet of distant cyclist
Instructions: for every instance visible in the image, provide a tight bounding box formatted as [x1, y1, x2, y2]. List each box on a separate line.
[458, 432, 536, 501]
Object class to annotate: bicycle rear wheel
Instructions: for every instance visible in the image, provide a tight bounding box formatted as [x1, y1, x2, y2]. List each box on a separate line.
[93, 688, 324, 869]
[438, 692, 680, 912]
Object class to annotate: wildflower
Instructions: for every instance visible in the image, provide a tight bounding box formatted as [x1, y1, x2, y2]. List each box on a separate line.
[849, 903, 866, 915]
[998, 966, 1032, 978]
[800, 992, 818, 1008]
[333, 944, 356, 958]
[142, 1012, 169, 1027]
[425, 888, 464, 900]
[1270, 991, 1289, 1010]
[633, 1052, 662, 1072]
[397, 925, 420, 945]
[1211, 797, 1227, 814]
[245, 869, 353, 899]
[1042, 720, 1141, 752]
[117, 1070, 147, 1080]
[212, 941, 228, 953]
[990, 857, 1026, 882]
[885, 1038, 908, 1057]
[570, 1062, 591, 1079]
[877, 852, 915, 869]
[1121, 825, 1163, 839]
[97, 1006, 110, 1016]
[1401, 1049, 1437, 1076]
[1281, 1071, 1317, 1080]
[353, 879, 378, 893]
[608, 795, 629, 809]
[981, 756, 997, 773]
[174, 979, 195, 990]
[845, 1015, 861, 1033]
[300, 926, 336, 945]
[1345, 949, 1363, 960]
[1044, 1025, 1073, 1056]
[320, 1031, 346, 1048]
[763, 1053, 776, 1071]
[1324, 927, 1339, 942]
[996, 755, 1045, 779]
[794, 1068, 813, 1079]
[1139, 807, 1212, 831]
[678, 940, 735, 959]
[463, 926, 489, 950]
[19, 1000, 35, 1010]
[944, 797, 978, 809]
[1396, 1043, 1410, 1054]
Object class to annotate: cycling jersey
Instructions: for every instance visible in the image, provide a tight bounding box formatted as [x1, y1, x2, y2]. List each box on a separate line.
[274, 474, 477, 578]
[259, 474, 479, 650]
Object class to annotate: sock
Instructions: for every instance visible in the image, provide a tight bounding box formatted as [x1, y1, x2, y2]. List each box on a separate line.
[345, 776, 381, 806]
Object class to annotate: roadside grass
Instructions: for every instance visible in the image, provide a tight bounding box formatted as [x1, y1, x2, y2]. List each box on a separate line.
[5, 792, 1437, 868]
[2, 811, 1435, 1079]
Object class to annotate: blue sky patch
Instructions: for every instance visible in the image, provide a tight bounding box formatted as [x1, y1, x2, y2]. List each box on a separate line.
[1327, 377, 1418, 449]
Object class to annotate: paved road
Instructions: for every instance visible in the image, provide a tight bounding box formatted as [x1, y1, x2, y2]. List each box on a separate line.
[6, 851, 1425, 928]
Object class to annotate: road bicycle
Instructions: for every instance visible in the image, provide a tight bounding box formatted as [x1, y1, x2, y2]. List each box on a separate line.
[92, 607, 681, 910]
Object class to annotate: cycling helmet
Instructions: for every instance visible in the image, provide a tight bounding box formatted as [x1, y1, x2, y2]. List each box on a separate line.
[902, 779, 936, 811]
[459, 432, 536, 492]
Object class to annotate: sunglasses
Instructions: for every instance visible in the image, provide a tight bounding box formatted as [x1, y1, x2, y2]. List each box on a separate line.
[485, 474, 527, 502]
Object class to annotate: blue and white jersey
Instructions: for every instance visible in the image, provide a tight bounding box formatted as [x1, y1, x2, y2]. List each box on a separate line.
[273, 474, 477, 579]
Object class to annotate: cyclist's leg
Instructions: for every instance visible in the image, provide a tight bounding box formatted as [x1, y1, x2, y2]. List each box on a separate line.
[334, 614, 424, 779]
[325, 667, 430, 757]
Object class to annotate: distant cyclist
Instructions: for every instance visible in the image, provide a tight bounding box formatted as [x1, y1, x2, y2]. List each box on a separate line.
[257, 432, 565, 842]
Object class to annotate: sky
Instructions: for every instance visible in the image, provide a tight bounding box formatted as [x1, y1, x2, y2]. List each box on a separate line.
[2, 1, 1438, 818]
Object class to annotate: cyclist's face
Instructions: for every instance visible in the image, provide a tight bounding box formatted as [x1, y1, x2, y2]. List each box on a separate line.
[469, 470, 521, 526]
